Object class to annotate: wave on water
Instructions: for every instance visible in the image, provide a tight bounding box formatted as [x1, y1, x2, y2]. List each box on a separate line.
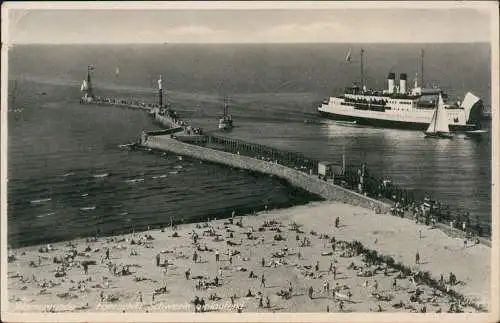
[81, 193, 89, 197]
[169, 171, 179, 175]
[125, 178, 145, 184]
[152, 174, 167, 179]
[61, 172, 75, 177]
[174, 165, 183, 169]
[80, 206, 96, 211]
[37, 212, 55, 218]
[30, 198, 52, 204]
[93, 173, 109, 178]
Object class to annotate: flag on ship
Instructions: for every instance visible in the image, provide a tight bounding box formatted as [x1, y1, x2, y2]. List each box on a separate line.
[345, 48, 352, 62]
[88, 65, 94, 71]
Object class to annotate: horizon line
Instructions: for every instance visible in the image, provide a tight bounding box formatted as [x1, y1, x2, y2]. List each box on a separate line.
[9, 41, 492, 46]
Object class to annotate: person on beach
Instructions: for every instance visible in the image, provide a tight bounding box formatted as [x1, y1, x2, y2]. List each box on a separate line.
[329, 262, 333, 273]
[38, 256, 42, 266]
[261, 274, 266, 288]
[185, 268, 191, 280]
[138, 291, 143, 303]
[333, 266, 337, 280]
[325, 281, 330, 294]
[266, 296, 271, 309]
[100, 291, 104, 302]
[288, 281, 293, 296]
[82, 262, 88, 275]
[308, 286, 314, 299]
[315, 261, 320, 272]
[392, 278, 397, 290]
[338, 300, 344, 312]
[193, 251, 198, 263]
[215, 250, 220, 262]
[156, 253, 161, 267]
[105, 248, 110, 260]
[335, 217, 340, 228]
[261, 257, 265, 267]
[259, 296, 263, 308]
[415, 251, 420, 265]
[463, 239, 468, 248]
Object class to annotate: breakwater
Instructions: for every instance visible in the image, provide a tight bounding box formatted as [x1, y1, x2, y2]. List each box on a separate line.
[139, 132, 490, 246]
[142, 134, 391, 213]
[80, 96, 194, 131]
[80, 96, 153, 111]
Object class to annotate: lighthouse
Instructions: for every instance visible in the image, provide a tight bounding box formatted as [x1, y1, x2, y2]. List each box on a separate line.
[80, 65, 95, 102]
[158, 75, 163, 108]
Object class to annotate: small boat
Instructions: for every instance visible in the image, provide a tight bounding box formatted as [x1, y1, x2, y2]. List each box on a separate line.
[118, 143, 135, 149]
[464, 129, 487, 140]
[218, 96, 233, 131]
[333, 120, 359, 126]
[424, 94, 453, 139]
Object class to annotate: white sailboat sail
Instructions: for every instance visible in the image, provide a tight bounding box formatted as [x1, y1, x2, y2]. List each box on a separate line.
[426, 108, 438, 133]
[426, 94, 449, 133]
[81, 80, 88, 92]
[435, 94, 450, 133]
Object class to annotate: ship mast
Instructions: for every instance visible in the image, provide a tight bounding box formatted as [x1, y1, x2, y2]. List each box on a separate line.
[11, 80, 18, 106]
[360, 48, 365, 91]
[223, 96, 228, 117]
[86, 66, 94, 98]
[420, 49, 424, 89]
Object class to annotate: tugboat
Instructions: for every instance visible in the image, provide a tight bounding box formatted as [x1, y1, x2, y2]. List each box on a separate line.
[218, 96, 233, 131]
[424, 93, 453, 139]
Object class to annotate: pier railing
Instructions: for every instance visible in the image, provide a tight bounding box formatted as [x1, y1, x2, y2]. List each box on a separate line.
[200, 134, 319, 175]
[144, 134, 391, 214]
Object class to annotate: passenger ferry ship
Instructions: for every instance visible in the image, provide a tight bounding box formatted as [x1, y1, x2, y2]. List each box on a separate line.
[317, 49, 484, 132]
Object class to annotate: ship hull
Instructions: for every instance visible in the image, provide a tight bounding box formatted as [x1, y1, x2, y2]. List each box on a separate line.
[318, 110, 475, 132]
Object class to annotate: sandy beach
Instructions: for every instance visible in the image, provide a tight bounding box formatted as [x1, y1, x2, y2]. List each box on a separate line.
[7, 201, 490, 313]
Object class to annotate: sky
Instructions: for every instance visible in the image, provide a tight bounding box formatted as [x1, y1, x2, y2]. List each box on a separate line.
[4, 2, 495, 44]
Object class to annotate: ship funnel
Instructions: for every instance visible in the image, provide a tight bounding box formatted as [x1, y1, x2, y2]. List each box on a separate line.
[399, 73, 407, 94]
[387, 73, 395, 94]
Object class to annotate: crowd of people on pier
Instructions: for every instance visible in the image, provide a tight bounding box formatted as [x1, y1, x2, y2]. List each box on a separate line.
[342, 166, 486, 239]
